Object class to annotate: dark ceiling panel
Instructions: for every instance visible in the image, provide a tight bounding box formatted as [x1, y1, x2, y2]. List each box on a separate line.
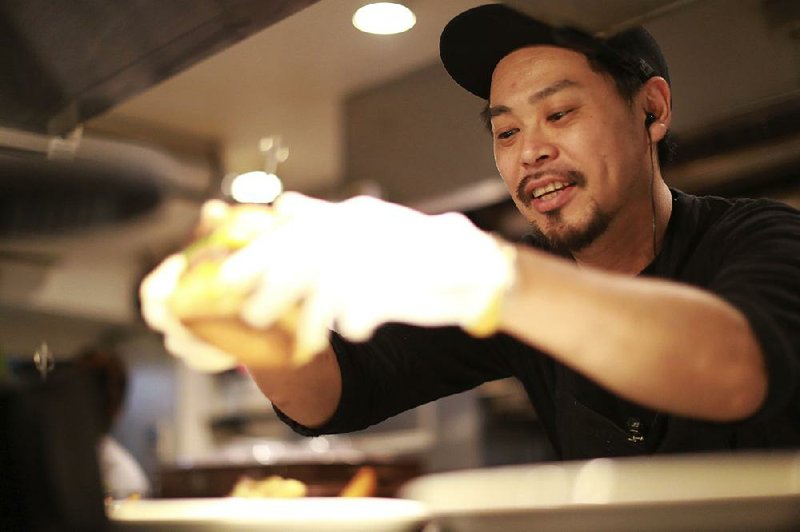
[0, 0, 319, 135]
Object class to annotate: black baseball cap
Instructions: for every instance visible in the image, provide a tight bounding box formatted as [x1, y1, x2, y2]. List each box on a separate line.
[440, 4, 669, 100]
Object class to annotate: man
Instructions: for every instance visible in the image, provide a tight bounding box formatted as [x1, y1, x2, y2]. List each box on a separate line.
[142, 4, 800, 459]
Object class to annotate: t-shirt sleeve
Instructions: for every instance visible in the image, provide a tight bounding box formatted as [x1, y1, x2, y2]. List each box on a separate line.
[704, 201, 800, 419]
[275, 324, 513, 436]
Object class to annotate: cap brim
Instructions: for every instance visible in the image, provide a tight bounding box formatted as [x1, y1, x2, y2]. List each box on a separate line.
[440, 4, 560, 100]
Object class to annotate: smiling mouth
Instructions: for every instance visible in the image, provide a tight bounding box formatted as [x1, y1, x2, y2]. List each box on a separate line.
[516, 170, 585, 208]
[531, 180, 575, 200]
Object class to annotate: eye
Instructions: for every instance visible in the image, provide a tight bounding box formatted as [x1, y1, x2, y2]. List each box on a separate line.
[495, 128, 518, 141]
[547, 109, 574, 122]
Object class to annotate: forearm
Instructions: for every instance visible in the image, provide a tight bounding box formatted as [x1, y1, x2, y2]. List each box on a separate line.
[245, 345, 342, 428]
[500, 246, 767, 421]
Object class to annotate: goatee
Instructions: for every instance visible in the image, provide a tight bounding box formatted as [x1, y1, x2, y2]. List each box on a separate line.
[523, 203, 612, 256]
[516, 169, 611, 255]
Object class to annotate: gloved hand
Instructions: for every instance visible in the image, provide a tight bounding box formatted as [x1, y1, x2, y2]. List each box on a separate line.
[227, 192, 518, 359]
[140, 193, 517, 370]
[140, 252, 240, 372]
[139, 200, 285, 372]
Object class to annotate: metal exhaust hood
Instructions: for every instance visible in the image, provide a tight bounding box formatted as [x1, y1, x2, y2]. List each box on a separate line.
[0, 0, 319, 237]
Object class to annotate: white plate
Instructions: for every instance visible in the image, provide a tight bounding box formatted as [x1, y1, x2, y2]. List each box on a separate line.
[400, 451, 800, 531]
[108, 497, 429, 532]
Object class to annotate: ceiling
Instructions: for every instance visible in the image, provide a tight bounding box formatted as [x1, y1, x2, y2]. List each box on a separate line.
[1, 0, 795, 203]
[88, 0, 493, 194]
[86, 0, 719, 195]
[1, 0, 798, 333]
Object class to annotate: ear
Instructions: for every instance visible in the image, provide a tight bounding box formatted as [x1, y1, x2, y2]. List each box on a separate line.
[642, 76, 671, 142]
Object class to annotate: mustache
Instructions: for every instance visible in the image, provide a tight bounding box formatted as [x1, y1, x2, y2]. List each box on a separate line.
[516, 170, 585, 206]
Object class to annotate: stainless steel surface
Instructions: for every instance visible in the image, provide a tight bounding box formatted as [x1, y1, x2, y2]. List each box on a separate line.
[0, 0, 320, 135]
[400, 451, 800, 531]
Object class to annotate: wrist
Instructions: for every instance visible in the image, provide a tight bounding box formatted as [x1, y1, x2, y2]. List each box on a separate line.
[462, 237, 518, 337]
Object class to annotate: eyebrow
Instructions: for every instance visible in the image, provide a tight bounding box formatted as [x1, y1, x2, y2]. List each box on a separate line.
[484, 79, 581, 124]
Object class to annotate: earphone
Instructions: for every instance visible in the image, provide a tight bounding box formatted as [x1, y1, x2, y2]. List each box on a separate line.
[644, 110, 657, 259]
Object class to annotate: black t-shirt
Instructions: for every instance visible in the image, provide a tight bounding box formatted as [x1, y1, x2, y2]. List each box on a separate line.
[278, 189, 800, 460]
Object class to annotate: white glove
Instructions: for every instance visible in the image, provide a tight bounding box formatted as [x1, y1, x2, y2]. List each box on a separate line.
[140, 253, 239, 372]
[227, 192, 517, 359]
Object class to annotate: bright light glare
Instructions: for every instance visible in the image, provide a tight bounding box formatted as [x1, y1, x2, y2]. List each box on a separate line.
[227, 170, 283, 204]
[353, 3, 416, 35]
[309, 436, 331, 453]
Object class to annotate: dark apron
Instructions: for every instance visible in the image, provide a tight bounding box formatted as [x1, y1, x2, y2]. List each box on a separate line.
[554, 364, 661, 460]
[549, 363, 780, 459]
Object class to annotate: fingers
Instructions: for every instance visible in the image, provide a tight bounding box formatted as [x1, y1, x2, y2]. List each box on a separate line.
[293, 287, 336, 364]
[141, 190, 517, 371]
[235, 226, 318, 330]
[235, 192, 334, 330]
[140, 253, 238, 372]
[164, 327, 238, 372]
[242, 192, 385, 352]
[330, 270, 383, 342]
[139, 254, 186, 334]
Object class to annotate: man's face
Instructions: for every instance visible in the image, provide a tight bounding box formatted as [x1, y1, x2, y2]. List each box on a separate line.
[489, 46, 651, 254]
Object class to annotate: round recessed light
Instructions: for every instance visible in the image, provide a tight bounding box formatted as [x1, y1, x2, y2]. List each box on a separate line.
[223, 170, 283, 204]
[353, 3, 416, 35]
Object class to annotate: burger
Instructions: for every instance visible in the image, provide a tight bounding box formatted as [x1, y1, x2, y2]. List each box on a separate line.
[144, 200, 303, 370]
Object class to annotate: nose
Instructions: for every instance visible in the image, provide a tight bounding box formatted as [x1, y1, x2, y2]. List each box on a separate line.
[520, 131, 557, 167]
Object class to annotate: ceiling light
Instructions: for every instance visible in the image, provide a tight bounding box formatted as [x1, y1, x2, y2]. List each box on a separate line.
[353, 3, 416, 35]
[223, 170, 283, 204]
[222, 135, 287, 203]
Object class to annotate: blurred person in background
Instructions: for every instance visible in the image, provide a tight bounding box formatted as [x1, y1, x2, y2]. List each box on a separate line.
[74, 346, 151, 499]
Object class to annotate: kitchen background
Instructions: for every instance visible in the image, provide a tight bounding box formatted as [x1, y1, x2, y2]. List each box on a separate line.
[0, 0, 798, 496]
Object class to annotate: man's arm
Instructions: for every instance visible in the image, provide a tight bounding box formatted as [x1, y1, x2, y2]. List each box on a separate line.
[247, 236, 768, 429]
[245, 343, 342, 429]
[500, 246, 767, 421]
[141, 193, 769, 426]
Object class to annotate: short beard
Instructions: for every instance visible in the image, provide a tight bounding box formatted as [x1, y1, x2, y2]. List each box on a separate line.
[523, 199, 612, 256]
[516, 169, 611, 256]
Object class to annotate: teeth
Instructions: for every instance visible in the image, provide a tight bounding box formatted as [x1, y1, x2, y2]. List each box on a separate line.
[532, 181, 569, 199]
